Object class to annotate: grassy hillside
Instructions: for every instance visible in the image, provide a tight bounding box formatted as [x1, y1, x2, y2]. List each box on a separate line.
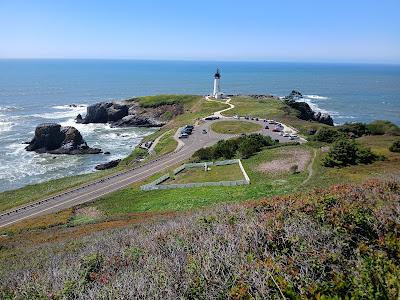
[1, 179, 398, 299]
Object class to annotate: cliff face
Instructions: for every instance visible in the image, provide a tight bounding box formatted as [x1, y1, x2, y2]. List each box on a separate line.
[25, 123, 102, 155]
[76, 101, 183, 128]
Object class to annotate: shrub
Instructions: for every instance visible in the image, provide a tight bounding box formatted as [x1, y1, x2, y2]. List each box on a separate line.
[193, 134, 275, 161]
[338, 122, 370, 137]
[366, 120, 400, 136]
[323, 138, 379, 167]
[314, 127, 346, 143]
[159, 111, 173, 121]
[389, 140, 400, 153]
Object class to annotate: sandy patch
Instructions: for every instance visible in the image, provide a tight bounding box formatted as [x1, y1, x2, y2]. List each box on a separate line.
[258, 148, 311, 174]
[74, 207, 104, 218]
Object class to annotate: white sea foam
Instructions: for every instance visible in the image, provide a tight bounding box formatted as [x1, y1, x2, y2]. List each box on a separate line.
[304, 95, 329, 100]
[0, 121, 13, 133]
[32, 104, 87, 120]
[0, 105, 22, 112]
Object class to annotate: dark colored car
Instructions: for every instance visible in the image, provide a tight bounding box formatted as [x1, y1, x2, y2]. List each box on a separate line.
[264, 125, 269, 129]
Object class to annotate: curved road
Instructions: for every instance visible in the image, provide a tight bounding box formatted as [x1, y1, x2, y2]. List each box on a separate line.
[0, 100, 298, 228]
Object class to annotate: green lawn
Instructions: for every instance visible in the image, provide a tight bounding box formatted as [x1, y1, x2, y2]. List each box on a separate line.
[223, 96, 290, 118]
[135, 94, 200, 108]
[165, 163, 244, 184]
[91, 145, 308, 216]
[154, 130, 178, 156]
[210, 120, 262, 134]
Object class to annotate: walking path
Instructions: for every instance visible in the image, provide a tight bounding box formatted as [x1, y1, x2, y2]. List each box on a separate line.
[205, 95, 234, 117]
[301, 148, 317, 186]
[148, 130, 169, 155]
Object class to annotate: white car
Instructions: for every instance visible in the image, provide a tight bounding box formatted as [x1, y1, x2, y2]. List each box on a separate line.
[283, 133, 290, 137]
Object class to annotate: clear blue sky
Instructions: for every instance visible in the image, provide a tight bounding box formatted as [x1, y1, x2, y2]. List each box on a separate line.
[1, 0, 399, 63]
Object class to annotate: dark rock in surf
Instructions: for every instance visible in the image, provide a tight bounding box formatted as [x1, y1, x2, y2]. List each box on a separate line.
[25, 123, 102, 155]
[95, 159, 121, 170]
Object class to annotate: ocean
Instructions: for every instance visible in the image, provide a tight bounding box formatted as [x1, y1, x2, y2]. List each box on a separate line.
[0, 59, 399, 192]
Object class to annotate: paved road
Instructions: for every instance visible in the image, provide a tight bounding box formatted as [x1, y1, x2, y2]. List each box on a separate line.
[0, 116, 298, 228]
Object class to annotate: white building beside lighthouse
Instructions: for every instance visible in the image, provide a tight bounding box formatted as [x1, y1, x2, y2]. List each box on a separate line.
[212, 69, 223, 99]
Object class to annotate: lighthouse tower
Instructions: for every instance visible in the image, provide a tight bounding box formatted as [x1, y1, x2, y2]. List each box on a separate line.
[213, 69, 222, 99]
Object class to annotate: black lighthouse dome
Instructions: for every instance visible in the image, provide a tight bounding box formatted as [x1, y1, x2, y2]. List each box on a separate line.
[214, 68, 221, 79]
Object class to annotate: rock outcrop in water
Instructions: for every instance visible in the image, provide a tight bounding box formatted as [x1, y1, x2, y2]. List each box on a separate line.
[25, 123, 102, 155]
[76, 100, 183, 128]
[95, 159, 121, 170]
[284, 90, 334, 126]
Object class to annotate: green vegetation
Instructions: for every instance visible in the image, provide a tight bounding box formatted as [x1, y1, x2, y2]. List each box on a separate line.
[323, 138, 381, 167]
[314, 127, 347, 143]
[154, 130, 178, 156]
[1, 179, 399, 298]
[367, 120, 400, 135]
[389, 140, 400, 152]
[210, 120, 261, 134]
[165, 164, 244, 184]
[313, 121, 400, 144]
[0, 167, 122, 212]
[135, 94, 199, 108]
[223, 96, 331, 136]
[194, 134, 276, 160]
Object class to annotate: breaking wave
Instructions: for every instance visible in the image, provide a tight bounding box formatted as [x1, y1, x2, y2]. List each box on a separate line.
[32, 104, 87, 120]
[304, 94, 329, 100]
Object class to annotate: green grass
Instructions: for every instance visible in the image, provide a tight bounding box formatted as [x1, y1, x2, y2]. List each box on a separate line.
[0, 167, 123, 212]
[154, 130, 178, 156]
[210, 120, 262, 134]
[302, 135, 400, 189]
[91, 145, 308, 216]
[224, 96, 328, 136]
[165, 163, 244, 184]
[135, 95, 200, 108]
[223, 96, 290, 118]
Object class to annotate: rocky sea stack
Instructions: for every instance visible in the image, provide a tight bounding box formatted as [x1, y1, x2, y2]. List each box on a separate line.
[76, 101, 168, 127]
[25, 123, 102, 155]
[284, 90, 334, 126]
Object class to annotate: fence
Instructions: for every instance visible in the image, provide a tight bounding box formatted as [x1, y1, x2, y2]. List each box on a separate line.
[141, 159, 250, 191]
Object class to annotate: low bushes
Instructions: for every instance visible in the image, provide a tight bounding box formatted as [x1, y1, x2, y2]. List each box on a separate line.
[193, 134, 276, 160]
[1, 179, 399, 298]
[323, 138, 382, 167]
[389, 140, 400, 153]
[314, 120, 400, 143]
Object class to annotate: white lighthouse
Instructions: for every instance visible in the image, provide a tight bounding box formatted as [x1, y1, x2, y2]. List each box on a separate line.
[213, 69, 222, 99]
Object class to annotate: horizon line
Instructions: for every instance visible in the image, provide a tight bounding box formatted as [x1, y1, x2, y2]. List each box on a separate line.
[0, 57, 399, 66]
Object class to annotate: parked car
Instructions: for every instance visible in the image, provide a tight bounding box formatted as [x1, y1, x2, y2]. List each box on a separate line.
[283, 133, 290, 137]
[178, 133, 189, 139]
[185, 125, 194, 129]
[202, 129, 207, 134]
[181, 127, 192, 134]
[255, 118, 259, 121]
[204, 116, 219, 120]
[264, 125, 269, 129]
